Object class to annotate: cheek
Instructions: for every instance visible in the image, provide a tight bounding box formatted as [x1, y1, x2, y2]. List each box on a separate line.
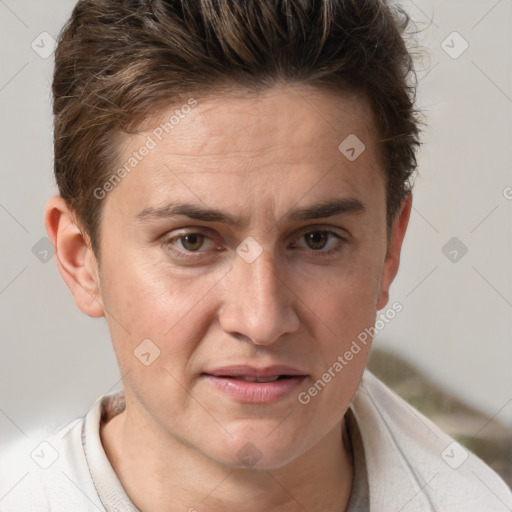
[305, 252, 382, 334]
[98, 250, 226, 368]
[302, 248, 382, 387]
[313, 280, 377, 374]
[300, 278, 377, 422]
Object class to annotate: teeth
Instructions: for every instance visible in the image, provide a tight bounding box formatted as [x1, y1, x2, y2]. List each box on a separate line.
[256, 376, 280, 382]
[236, 376, 280, 383]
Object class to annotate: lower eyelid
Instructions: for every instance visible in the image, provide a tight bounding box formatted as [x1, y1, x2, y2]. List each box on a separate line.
[293, 230, 344, 249]
[164, 229, 345, 256]
[173, 234, 216, 252]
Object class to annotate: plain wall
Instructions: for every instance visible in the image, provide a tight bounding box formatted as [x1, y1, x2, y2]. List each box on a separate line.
[0, 0, 511, 457]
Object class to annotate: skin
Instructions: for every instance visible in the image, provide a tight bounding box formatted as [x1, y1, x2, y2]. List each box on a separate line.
[45, 83, 411, 512]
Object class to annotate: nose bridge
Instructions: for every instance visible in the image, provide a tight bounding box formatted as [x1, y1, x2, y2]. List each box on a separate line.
[219, 247, 299, 345]
[245, 251, 283, 310]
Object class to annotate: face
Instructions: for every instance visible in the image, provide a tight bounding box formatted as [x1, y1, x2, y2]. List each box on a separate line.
[91, 84, 404, 469]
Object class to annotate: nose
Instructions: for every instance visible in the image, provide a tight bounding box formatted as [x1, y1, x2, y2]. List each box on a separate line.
[218, 248, 300, 346]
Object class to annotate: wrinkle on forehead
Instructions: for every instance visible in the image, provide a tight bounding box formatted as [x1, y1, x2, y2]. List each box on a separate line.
[106, 84, 385, 233]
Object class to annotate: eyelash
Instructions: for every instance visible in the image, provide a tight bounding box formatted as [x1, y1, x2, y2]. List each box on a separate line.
[162, 229, 346, 260]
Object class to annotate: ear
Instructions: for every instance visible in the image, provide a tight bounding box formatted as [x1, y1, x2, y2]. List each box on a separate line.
[44, 196, 105, 318]
[376, 193, 412, 310]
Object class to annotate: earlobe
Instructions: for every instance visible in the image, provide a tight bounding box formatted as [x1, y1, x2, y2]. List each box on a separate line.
[44, 196, 105, 318]
[376, 193, 412, 310]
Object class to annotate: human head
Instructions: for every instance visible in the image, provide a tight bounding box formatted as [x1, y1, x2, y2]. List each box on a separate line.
[52, 0, 421, 259]
[44, 0, 419, 477]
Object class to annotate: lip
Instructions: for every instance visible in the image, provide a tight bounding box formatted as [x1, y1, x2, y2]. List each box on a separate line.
[204, 364, 306, 378]
[202, 365, 308, 404]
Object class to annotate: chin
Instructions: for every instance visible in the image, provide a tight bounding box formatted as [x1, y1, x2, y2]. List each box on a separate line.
[202, 426, 308, 471]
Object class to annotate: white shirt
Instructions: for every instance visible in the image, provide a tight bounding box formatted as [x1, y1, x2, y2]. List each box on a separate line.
[1, 370, 510, 511]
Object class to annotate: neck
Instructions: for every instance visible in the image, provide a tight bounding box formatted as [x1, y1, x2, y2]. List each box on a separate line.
[100, 397, 354, 512]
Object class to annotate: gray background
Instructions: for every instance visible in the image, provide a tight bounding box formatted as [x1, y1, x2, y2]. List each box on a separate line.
[0, 0, 511, 457]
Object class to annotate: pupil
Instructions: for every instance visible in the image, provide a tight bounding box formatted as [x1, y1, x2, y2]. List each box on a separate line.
[307, 231, 327, 250]
[183, 234, 203, 251]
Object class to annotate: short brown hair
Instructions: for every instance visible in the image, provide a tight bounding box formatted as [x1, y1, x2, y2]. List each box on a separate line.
[52, 0, 422, 257]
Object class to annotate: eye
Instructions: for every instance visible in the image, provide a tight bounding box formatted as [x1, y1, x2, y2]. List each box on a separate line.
[163, 231, 219, 259]
[294, 230, 346, 256]
[162, 228, 347, 262]
[176, 233, 207, 252]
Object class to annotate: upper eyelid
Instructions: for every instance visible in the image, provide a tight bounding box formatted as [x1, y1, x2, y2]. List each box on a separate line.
[165, 226, 346, 250]
[166, 223, 348, 237]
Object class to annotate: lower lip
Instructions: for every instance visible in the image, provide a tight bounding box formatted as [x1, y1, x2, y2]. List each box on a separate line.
[203, 375, 307, 403]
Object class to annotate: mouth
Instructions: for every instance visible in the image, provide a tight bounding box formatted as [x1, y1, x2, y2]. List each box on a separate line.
[201, 366, 308, 403]
[210, 375, 296, 383]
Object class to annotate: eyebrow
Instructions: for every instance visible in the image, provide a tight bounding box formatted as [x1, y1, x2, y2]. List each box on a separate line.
[135, 197, 366, 226]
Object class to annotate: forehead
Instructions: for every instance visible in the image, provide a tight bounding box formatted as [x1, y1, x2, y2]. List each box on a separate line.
[144, 84, 380, 162]
[108, 84, 385, 224]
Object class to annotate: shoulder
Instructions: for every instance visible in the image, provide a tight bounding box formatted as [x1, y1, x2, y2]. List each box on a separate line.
[350, 370, 512, 512]
[0, 400, 106, 512]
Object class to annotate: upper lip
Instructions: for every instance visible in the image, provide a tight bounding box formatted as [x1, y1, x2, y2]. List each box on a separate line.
[203, 365, 307, 378]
